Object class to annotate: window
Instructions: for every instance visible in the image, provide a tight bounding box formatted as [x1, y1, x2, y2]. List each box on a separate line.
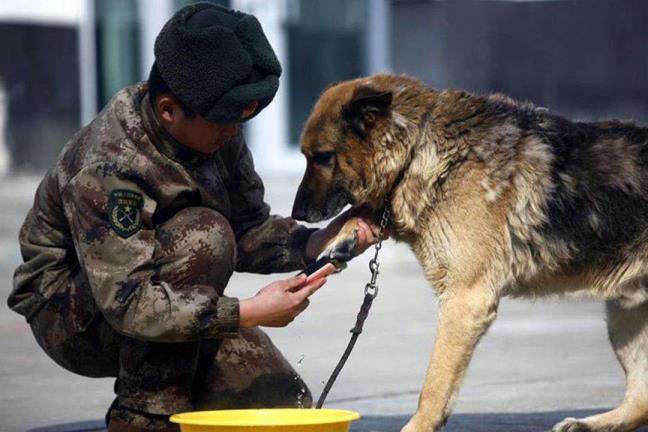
[0, 23, 79, 170]
[285, 0, 368, 145]
[94, 0, 141, 109]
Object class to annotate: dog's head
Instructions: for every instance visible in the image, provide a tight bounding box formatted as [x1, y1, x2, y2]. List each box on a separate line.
[292, 77, 405, 222]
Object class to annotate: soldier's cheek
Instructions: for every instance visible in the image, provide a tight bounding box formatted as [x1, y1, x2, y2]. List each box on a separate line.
[218, 125, 237, 143]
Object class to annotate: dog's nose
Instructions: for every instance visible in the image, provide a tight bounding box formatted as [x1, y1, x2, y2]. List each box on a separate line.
[291, 202, 308, 221]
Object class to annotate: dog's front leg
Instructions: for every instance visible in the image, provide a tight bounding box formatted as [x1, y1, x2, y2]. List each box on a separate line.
[322, 208, 381, 262]
[402, 284, 499, 432]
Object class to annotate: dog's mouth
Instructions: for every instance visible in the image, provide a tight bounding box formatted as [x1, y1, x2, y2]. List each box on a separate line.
[292, 187, 353, 223]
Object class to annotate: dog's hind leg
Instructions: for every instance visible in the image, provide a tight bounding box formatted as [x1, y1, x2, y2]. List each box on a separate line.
[553, 299, 648, 432]
[401, 284, 499, 432]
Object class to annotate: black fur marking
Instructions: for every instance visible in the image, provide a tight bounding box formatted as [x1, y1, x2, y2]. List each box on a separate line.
[443, 104, 489, 129]
[540, 116, 648, 271]
[322, 184, 353, 220]
[336, 122, 351, 151]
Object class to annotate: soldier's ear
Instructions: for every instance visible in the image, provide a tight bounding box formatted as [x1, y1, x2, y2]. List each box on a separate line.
[156, 94, 185, 124]
[342, 86, 392, 138]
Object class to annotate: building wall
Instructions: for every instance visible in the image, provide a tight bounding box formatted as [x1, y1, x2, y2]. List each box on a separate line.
[0, 0, 384, 172]
[0, 0, 84, 172]
[391, 0, 648, 121]
[0, 23, 80, 171]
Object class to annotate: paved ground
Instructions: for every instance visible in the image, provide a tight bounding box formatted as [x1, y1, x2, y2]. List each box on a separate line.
[0, 173, 641, 432]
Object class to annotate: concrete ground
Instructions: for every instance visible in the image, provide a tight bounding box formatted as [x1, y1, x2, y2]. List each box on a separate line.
[0, 173, 643, 432]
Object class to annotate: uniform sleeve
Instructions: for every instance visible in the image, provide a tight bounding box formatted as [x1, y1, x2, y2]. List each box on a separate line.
[227, 135, 317, 274]
[61, 163, 239, 342]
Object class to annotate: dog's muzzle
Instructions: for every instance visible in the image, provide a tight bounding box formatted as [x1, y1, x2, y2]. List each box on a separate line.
[291, 200, 309, 221]
[292, 182, 352, 222]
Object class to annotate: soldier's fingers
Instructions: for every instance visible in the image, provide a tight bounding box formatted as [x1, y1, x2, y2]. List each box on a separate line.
[355, 224, 367, 246]
[357, 220, 376, 243]
[366, 218, 383, 238]
[305, 263, 336, 283]
[366, 220, 380, 241]
[284, 273, 307, 291]
[356, 222, 376, 249]
[292, 278, 326, 302]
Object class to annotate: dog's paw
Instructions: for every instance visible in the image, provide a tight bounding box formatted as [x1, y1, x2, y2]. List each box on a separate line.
[400, 420, 421, 432]
[326, 229, 359, 263]
[400, 415, 444, 432]
[400, 422, 416, 432]
[552, 417, 592, 432]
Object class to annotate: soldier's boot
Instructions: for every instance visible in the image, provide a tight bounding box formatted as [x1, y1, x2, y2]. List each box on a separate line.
[107, 407, 179, 432]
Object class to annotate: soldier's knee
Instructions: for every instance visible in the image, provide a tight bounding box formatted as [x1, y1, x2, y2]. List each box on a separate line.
[156, 207, 237, 287]
[180, 207, 236, 258]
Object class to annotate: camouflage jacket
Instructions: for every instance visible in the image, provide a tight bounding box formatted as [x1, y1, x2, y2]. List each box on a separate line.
[9, 83, 315, 341]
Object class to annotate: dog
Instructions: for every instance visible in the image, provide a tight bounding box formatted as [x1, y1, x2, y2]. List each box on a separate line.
[291, 73, 648, 432]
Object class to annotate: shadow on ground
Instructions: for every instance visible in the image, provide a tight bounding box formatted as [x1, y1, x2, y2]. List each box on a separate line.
[25, 409, 648, 432]
[27, 421, 105, 432]
[352, 410, 648, 431]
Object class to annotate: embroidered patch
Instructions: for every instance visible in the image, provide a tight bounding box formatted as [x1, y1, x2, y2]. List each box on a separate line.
[108, 189, 143, 238]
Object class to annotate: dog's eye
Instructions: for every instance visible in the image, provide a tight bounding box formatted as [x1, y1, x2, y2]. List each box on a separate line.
[312, 151, 335, 165]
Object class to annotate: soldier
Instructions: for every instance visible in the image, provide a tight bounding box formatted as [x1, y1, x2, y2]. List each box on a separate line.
[8, 4, 378, 432]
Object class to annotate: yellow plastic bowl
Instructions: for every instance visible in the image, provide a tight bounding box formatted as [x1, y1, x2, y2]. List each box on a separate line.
[170, 408, 360, 432]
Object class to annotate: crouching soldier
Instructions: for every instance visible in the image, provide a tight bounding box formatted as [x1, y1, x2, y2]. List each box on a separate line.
[8, 3, 378, 431]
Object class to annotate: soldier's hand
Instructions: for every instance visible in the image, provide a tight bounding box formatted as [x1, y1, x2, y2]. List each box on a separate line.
[354, 218, 381, 254]
[239, 273, 328, 328]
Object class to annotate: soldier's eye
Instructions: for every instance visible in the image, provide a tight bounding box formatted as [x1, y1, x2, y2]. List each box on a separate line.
[312, 151, 335, 165]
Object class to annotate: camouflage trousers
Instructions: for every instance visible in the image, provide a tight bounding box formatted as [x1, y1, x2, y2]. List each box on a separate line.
[29, 207, 312, 416]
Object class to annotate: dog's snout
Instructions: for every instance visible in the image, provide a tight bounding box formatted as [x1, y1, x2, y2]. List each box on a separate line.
[291, 207, 308, 221]
[291, 199, 309, 221]
[292, 180, 313, 221]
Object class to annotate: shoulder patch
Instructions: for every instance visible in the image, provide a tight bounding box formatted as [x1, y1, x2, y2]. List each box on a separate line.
[108, 189, 143, 238]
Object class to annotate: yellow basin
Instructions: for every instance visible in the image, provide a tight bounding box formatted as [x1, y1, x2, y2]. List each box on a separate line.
[170, 408, 360, 432]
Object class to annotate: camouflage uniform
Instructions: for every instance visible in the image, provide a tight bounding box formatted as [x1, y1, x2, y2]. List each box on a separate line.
[9, 83, 316, 419]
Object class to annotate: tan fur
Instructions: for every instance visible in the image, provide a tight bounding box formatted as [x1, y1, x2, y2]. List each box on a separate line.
[293, 74, 648, 432]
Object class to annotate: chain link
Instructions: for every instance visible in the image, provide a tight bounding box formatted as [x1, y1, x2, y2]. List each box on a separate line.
[364, 208, 390, 297]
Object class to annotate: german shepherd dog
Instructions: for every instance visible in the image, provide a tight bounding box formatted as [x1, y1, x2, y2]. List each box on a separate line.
[291, 74, 648, 432]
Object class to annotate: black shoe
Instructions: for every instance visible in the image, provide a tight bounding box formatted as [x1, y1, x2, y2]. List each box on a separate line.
[107, 407, 179, 432]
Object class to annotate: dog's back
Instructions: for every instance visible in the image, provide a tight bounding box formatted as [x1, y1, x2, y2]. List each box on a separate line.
[500, 103, 648, 297]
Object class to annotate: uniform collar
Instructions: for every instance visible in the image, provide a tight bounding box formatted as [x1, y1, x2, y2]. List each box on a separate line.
[140, 91, 210, 165]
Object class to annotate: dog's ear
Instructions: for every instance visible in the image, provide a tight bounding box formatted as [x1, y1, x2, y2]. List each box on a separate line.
[342, 86, 392, 138]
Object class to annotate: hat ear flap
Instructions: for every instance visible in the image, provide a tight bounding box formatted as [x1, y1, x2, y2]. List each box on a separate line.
[342, 86, 392, 138]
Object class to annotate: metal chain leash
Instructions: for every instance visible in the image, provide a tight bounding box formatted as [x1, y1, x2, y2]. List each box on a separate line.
[316, 207, 391, 408]
[363, 207, 390, 299]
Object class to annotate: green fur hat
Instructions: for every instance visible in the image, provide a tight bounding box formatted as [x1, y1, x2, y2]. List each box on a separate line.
[154, 2, 281, 123]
